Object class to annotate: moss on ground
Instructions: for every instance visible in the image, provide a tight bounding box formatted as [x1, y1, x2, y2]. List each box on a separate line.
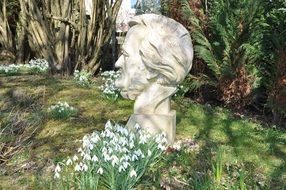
[0, 75, 285, 189]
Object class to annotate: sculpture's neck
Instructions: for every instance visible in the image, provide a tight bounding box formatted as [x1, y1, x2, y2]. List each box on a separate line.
[134, 83, 177, 115]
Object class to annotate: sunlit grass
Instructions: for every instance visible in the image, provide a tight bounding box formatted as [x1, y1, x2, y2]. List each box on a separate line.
[0, 75, 285, 189]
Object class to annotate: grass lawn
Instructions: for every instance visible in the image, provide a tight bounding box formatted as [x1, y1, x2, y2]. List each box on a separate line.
[0, 74, 285, 189]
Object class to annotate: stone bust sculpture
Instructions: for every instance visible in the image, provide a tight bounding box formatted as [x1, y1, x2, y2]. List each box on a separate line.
[115, 14, 193, 143]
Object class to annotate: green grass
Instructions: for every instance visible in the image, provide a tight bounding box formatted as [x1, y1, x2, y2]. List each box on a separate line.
[176, 102, 286, 179]
[0, 75, 285, 189]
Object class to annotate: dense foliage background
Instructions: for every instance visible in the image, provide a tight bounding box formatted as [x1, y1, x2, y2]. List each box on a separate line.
[161, 0, 285, 126]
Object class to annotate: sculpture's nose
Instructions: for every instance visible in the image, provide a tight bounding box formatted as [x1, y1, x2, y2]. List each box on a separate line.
[115, 56, 123, 68]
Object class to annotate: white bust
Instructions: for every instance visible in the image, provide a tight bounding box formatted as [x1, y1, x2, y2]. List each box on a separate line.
[115, 14, 193, 142]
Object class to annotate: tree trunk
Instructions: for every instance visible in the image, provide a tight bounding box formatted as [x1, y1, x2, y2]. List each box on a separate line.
[18, 0, 122, 74]
[0, 0, 14, 54]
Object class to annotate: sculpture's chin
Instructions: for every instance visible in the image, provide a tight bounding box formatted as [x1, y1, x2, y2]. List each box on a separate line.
[120, 90, 128, 99]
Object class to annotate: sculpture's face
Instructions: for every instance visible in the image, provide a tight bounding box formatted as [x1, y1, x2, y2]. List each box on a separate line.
[115, 28, 149, 100]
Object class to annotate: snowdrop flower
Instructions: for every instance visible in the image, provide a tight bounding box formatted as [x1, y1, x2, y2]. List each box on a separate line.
[103, 152, 111, 161]
[130, 169, 137, 178]
[102, 147, 108, 153]
[119, 165, 125, 173]
[131, 154, 138, 161]
[121, 147, 129, 153]
[92, 155, 98, 162]
[73, 155, 79, 161]
[123, 161, 130, 168]
[78, 147, 83, 153]
[134, 149, 144, 157]
[66, 158, 73, 165]
[139, 134, 148, 144]
[82, 136, 91, 148]
[83, 154, 91, 160]
[75, 163, 81, 171]
[54, 172, 60, 179]
[111, 155, 119, 166]
[172, 141, 182, 151]
[134, 123, 141, 130]
[119, 161, 130, 172]
[55, 164, 61, 173]
[129, 141, 135, 149]
[82, 164, 88, 171]
[119, 136, 128, 146]
[78, 148, 85, 157]
[158, 144, 166, 151]
[148, 149, 152, 157]
[105, 120, 113, 130]
[91, 133, 100, 143]
[97, 167, 103, 175]
[129, 133, 135, 141]
[104, 128, 113, 138]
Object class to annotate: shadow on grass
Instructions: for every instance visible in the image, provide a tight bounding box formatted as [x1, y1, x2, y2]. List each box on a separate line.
[175, 101, 286, 189]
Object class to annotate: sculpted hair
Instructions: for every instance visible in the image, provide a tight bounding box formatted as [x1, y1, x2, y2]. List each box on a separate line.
[128, 14, 194, 86]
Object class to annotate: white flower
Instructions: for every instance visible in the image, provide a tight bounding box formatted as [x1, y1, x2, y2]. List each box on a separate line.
[148, 149, 152, 156]
[139, 134, 148, 144]
[129, 141, 135, 149]
[103, 151, 111, 161]
[54, 172, 60, 179]
[92, 155, 98, 162]
[55, 164, 61, 173]
[89, 143, 94, 150]
[83, 154, 91, 160]
[158, 144, 166, 151]
[82, 164, 88, 171]
[73, 155, 79, 161]
[91, 133, 100, 143]
[82, 136, 91, 148]
[97, 167, 103, 175]
[134, 123, 141, 130]
[129, 133, 135, 141]
[131, 154, 138, 161]
[130, 169, 137, 178]
[172, 141, 182, 151]
[66, 158, 72, 165]
[119, 136, 128, 146]
[111, 155, 119, 166]
[134, 149, 143, 157]
[119, 161, 130, 173]
[104, 129, 113, 138]
[78, 148, 83, 153]
[75, 163, 81, 171]
[105, 120, 113, 130]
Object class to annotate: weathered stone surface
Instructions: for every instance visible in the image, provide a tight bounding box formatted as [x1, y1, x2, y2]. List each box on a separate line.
[115, 14, 193, 143]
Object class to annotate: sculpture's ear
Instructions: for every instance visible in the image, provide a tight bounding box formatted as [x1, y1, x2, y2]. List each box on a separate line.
[146, 70, 158, 80]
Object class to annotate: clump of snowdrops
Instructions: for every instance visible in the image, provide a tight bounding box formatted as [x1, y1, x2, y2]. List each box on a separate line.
[0, 58, 49, 75]
[53, 121, 167, 190]
[73, 69, 93, 88]
[99, 70, 121, 101]
[0, 64, 19, 75]
[47, 101, 76, 120]
[25, 58, 50, 74]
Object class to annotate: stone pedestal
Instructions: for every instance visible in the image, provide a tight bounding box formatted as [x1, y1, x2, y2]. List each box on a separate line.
[126, 110, 176, 143]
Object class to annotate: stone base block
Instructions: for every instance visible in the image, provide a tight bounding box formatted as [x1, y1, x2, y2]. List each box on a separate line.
[126, 111, 176, 143]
